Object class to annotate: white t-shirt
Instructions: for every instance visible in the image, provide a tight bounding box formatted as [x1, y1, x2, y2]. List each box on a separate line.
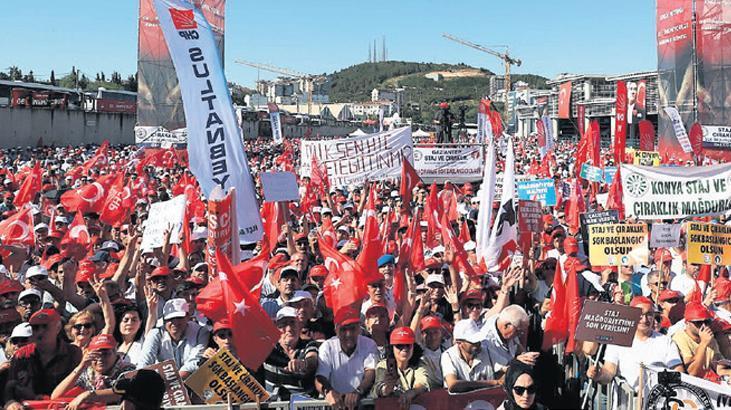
[604, 331, 682, 389]
[480, 315, 521, 374]
[316, 335, 378, 394]
[670, 274, 701, 296]
[440, 344, 496, 386]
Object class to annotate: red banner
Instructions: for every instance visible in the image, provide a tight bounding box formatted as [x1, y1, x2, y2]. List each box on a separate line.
[614, 81, 627, 164]
[375, 388, 507, 410]
[206, 189, 238, 273]
[558, 81, 572, 119]
[689, 122, 704, 157]
[577, 103, 585, 137]
[638, 120, 656, 151]
[97, 99, 136, 114]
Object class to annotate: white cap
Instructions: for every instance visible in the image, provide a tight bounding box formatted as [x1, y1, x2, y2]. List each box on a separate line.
[0, 265, 8, 277]
[18, 288, 42, 302]
[54, 216, 68, 224]
[419, 221, 428, 228]
[453, 319, 485, 344]
[3, 179, 11, 185]
[471, 196, 480, 204]
[191, 226, 208, 241]
[26, 266, 48, 279]
[390, 191, 399, 198]
[100, 241, 120, 251]
[426, 274, 445, 287]
[287, 290, 313, 305]
[320, 207, 332, 214]
[337, 225, 350, 233]
[431, 245, 446, 255]
[10, 323, 32, 340]
[463, 241, 476, 252]
[29, 205, 41, 215]
[276, 306, 297, 322]
[162, 298, 189, 320]
[332, 216, 342, 224]
[381, 206, 390, 214]
[192, 262, 208, 272]
[34, 223, 49, 232]
[312, 206, 322, 214]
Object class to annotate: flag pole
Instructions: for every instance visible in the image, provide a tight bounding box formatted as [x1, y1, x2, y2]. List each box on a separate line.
[581, 343, 607, 410]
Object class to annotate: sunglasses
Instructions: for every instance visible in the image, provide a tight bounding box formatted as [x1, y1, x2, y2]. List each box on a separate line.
[10, 337, 29, 345]
[393, 344, 412, 350]
[215, 330, 233, 339]
[73, 322, 95, 331]
[691, 320, 712, 327]
[513, 385, 537, 396]
[465, 302, 482, 310]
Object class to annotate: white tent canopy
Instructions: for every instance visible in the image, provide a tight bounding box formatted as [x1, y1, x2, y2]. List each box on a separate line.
[349, 128, 368, 136]
[413, 128, 430, 137]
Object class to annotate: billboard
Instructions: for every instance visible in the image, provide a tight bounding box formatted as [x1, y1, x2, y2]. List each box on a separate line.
[136, 0, 225, 144]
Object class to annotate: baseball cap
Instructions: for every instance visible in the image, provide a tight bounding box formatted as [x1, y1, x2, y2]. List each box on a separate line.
[658, 289, 682, 302]
[25, 266, 48, 279]
[278, 266, 299, 280]
[377, 254, 395, 268]
[276, 306, 297, 322]
[191, 226, 208, 241]
[420, 316, 443, 331]
[426, 274, 445, 287]
[149, 266, 172, 278]
[334, 304, 361, 327]
[654, 249, 673, 264]
[88, 333, 117, 351]
[89, 250, 110, 263]
[162, 298, 189, 321]
[100, 241, 121, 252]
[463, 241, 477, 252]
[320, 207, 332, 215]
[309, 265, 329, 278]
[564, 237, 579, 254]
[9, 323, 32, 340]
[192, 262, 208, 272]
[453, 319, 484, 344]
[29, 308, 60, 325]
[213, 319, 232, 333]
[460, 289, 483, 305]
[34, 223, 49, 232]
[389, 326, 415, 345]
[287, 290, 313, 305]
[0, 280, 23, 296]
[18, 288, 42, 302]
[431, 245, 446, 255]
[630, 296, 654, 309]
[113, 370, 166, 410]
[685, 302, 713, 322]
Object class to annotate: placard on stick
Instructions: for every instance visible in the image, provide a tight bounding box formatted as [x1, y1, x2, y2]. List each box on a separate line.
[518, 200, 542, 234]
[588, 223, 649, 266]
[144, 360, 192, 406]
[686, 222, 731, 265]
[185, 349, 270, 404]
[260, 172, 299, 202]
[575, 300, 642, 347]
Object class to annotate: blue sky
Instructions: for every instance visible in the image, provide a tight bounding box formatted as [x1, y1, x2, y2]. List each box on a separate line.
[1, 1, 657, 87]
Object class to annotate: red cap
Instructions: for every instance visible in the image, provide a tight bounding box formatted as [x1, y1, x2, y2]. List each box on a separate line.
[564, 237, 579, 254]
[0, 280, 23, 296]
[309, 265, 329, 278]
[75, 268, 93, 284]
[29, 309, 61, 325]
[88, 333, 116, 351]
[149, 266, 172, 278]
[389, 326, 415, 345]
[420, 316, 443, 331]
[715, 276, 731, 302]
[658, 289, 682, 302]
[41, 254, 64, 270]
[685, 302, 713, 321]
[542, 214, 554, 223]
[654, 249, 673, 264]
[630, 296, 654, 308]
[334, 304, 361, 327]
[460, 289, 482, 305]
[213, 319, 232, 333]
[294, 232, 307, 241]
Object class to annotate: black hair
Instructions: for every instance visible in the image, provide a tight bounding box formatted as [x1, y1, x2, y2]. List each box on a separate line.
[113, 303, 145, 344]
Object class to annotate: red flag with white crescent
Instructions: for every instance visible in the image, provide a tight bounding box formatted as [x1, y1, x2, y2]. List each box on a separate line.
[14, 162, 42, 207]
[0, 206, 35, 247]
[61, 212, 92, 260]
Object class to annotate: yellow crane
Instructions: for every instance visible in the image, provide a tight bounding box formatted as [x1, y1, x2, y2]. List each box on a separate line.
[442, 33, 521, 118]
[235, 59, 325, 115]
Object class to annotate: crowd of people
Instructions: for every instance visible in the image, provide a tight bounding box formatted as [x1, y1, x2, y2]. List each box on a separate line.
[0, 134, 726, 410]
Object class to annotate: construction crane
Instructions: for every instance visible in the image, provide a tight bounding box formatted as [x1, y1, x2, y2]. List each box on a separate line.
[235, 59, 325, 115]
[442, 33, 521, 118]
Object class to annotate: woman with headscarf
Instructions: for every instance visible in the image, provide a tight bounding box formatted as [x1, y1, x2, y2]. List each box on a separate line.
[497, 359, 546, 410]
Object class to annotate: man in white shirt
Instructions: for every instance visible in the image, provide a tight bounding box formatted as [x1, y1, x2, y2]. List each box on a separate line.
[671, 260, 704, 299]
[480, 305, 538, 374]
[588, 296, 683, 390]
[316, 304, 378, 409]
[441, 319, 501, 393]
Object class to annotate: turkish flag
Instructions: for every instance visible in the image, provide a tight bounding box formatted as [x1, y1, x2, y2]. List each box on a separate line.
[459, 219, 471, 243]
[558, 81, 572, 119]
[542, 262, 568, 351]
[261, 202, 285, 253]
[0, 206, 35, 247]
[216, 248, 280, 370]
[14, 162, 42, 207]
[233, 240, 271, 300]
[614, 81, 628, 165]
[99, 173, 129, 227]
[319, 233, 368, 312]
[310, 155, 330, 196]
[565, 179, 584, 236]
[82, 140, 110, 174]
[606, 167, 625, 219]
[397, 210, 425, 273]
[357, 185, 382, 277]
[424, 182, 441, 248]
[319, 217, 337, 248]
[438, 187, 459, 222]
[399, 156, 421, 211]
[440, 213, 478, 278]
[565, 264, 582, 354]
[61, 212, 92, 260]
[638, 120, 656, 151]
[61, 174, 115, 214]
[689, 122, 704, 157]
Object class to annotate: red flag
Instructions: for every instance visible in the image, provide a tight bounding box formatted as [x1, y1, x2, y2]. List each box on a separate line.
[575, 122, 589, 176]
[400, 156, 421, 211]
[638, 120, 656, 151]
[488, 110, 504, 138]
[424, 182, 441, 248]
[565, 179, 584, 235]
[397, 210, 425, 273]
[558, 82, 572, 119]
[99, 173, 129, 227]
[320, 217, 337, 248]
[14, 162, 42, 207]
[0, 206, 35, 247]
[440, 213, 479, 278]
[614, 81, 628, 165]
[542, 262, 568, 351]
[439, 185, 460, 222]
[310, 155, 330, 196]
[607, 167, 625, 219]
[536, 120, 546, 157]
[459, 219, 471, 243]
[357, 185, 382, 278]
[565, 264, 582, 354]
[196, 276, 225, 321]
[216, 248, 280, 370]
[60, 174, 115, 214]
[82, 140, 110, 173]
[577, 104, 586, 138]
[689, 122, 704, 158]
[589, 120, 601, 167]
[261, 202, 284, 252]
[61, 212, 91, 260]
[233, 240, 271, 300]
[320, 233, 368, 312]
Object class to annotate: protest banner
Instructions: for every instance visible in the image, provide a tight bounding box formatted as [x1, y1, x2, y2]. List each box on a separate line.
[702, 125, 731, 150]
[588, 223, 649, 266]
[412, 145, 483, 183]
[632, 150, 661, 166]
[141, 194, 185, 250]
[650, 223, 682, 248]
[155, 0, 263, 243]
[518, 200, 542, 234]
[185, 349, 269, 404]
[574, 300, 641, 347]
[299, 127, 413, 186]
[664, 106, 694, 153]
[580, 163, 604, 183]
[516, 178, 557, 206]
[620, 163, 731, 220]
[686, 222, 731, 266]
[640, 364, 731, 410]
[603, 166, 617, 185]
[375, 387, 506, 410]
[206, 187, 238, 274]
[260, 172, 299, 202]
[267, 103, 283, 145]
[579, 211, 619, 255]
[144, 360, 192, 406]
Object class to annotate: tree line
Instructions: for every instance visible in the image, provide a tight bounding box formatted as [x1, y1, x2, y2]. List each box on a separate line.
[0, 66, 137, 92]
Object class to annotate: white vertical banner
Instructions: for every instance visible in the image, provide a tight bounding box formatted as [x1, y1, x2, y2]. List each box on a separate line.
[267, 102, 283, 145]
[542, 115, 554, 152]
[476, 140, 497, 262]
[154, 0, 263, 242]
[663, 106, 693, 153]
[378, 107, 384, 132]
[476, 112, 486, 143]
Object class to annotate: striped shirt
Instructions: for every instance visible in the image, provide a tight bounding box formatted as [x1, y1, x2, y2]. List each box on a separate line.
[262, 339, 319, 400]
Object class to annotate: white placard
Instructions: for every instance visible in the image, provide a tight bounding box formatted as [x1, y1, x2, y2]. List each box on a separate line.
[650, 223, 682, 248]
[663, 106, 693, 153]
[260, 172, 299, 202]
[141, 195, 186, 250]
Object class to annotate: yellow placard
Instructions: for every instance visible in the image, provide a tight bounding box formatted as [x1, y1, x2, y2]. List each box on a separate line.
[588, 223, 649, 266]
[185, 349, 270, 405]
[686, 222, 731, 265]
[633, 151, 661, 166]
